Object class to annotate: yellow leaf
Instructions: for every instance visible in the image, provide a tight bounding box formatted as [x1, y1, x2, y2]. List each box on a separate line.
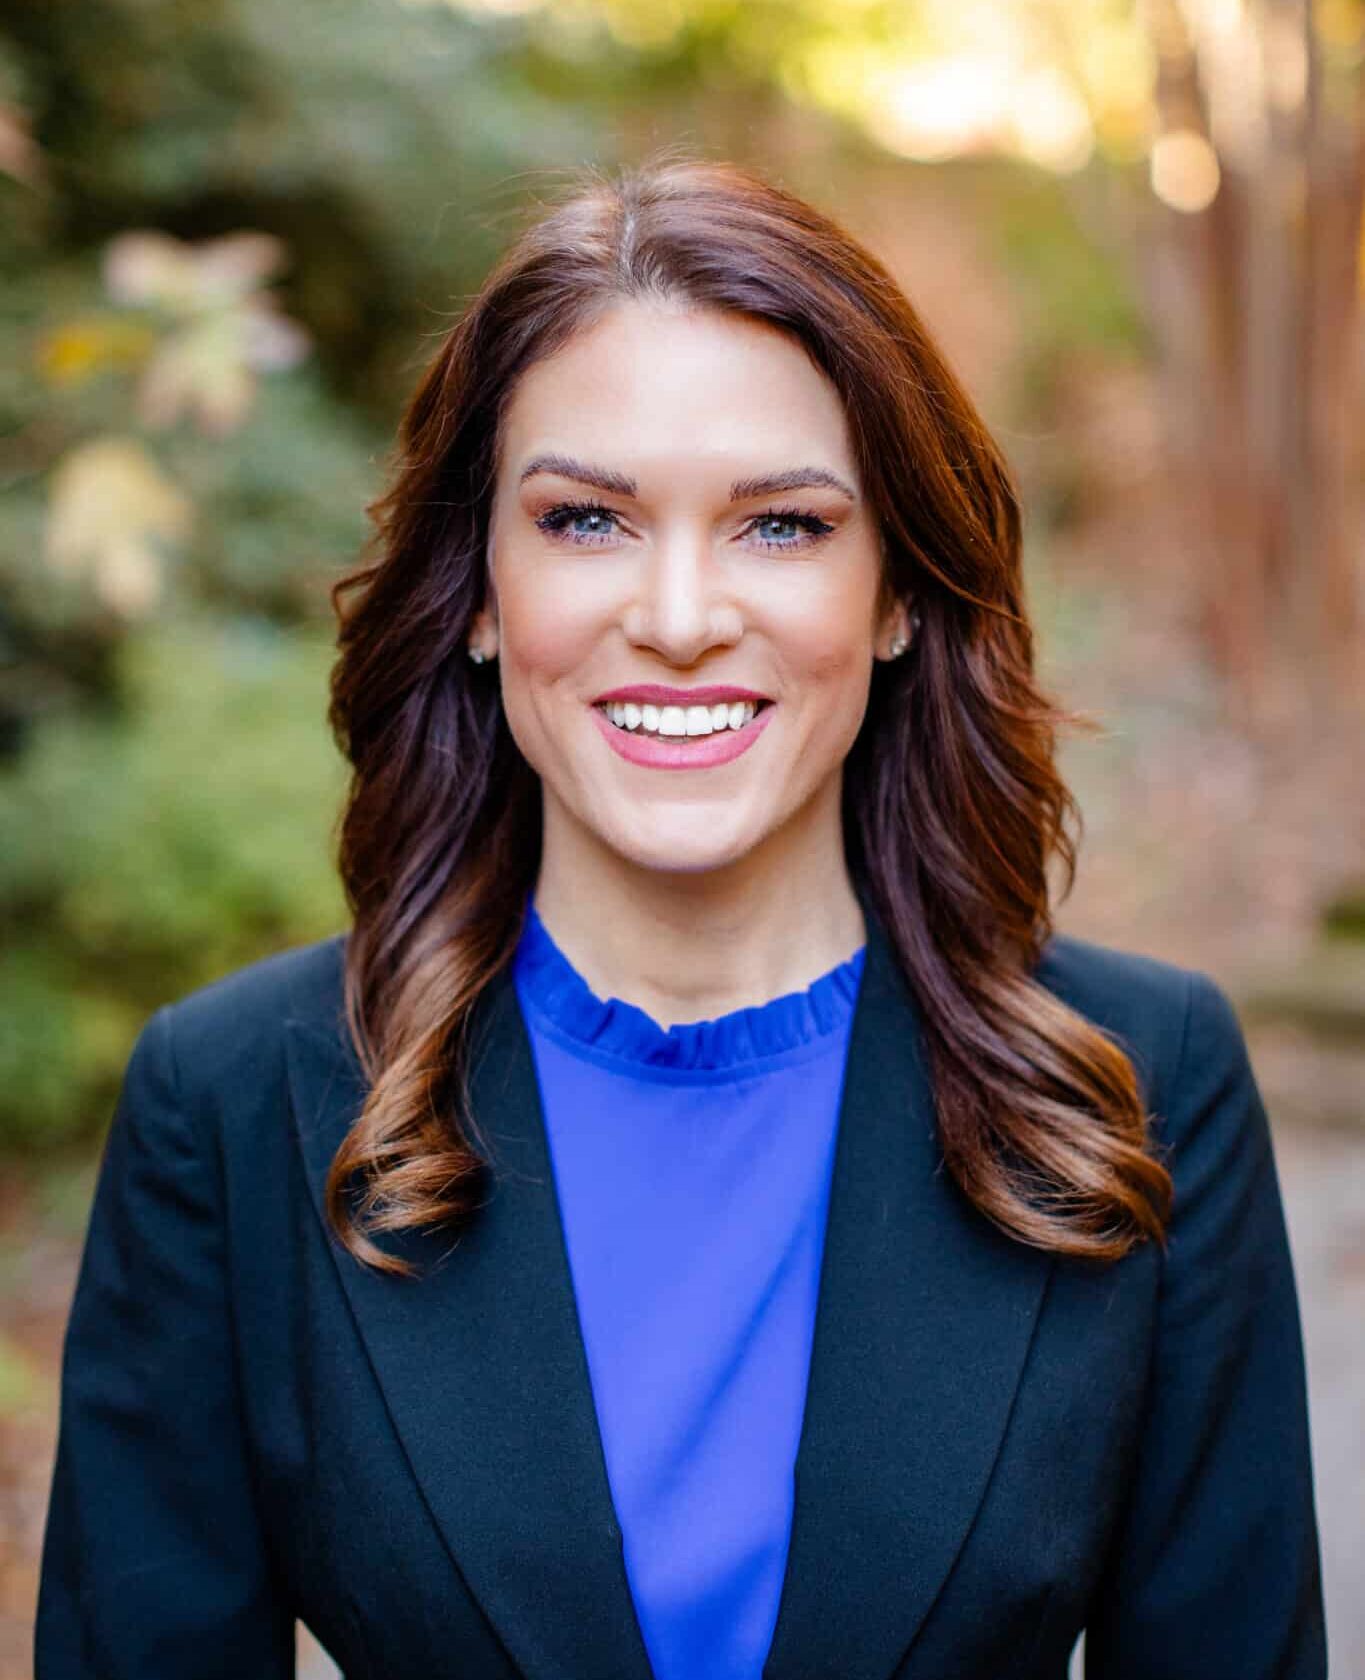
[35, 316, 156, 387]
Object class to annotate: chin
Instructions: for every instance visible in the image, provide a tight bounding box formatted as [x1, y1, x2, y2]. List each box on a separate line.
[601, 821, 762, 879]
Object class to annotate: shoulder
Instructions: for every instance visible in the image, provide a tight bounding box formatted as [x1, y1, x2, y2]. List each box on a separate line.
[163, 931, 347, 1032]
[1033, 927, 1193, 1029]
[1031, 930, 1247, 1132]
[151, 932, 348, 1107]
[94, 936, 350, 1214]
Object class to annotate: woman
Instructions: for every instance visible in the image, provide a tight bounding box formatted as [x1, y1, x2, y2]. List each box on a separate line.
[36, 160, 1326, 1679]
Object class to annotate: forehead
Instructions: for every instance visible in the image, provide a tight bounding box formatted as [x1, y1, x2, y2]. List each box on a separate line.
[497, 299, 858, 485]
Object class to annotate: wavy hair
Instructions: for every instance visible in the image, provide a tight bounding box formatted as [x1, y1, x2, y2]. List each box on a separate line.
[326, 158, 1173, 1276]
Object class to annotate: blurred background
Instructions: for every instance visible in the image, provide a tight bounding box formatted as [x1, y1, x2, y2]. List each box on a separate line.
[1, 0, 1362, 1672]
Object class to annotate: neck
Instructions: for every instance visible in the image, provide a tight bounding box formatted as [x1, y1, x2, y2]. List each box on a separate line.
[530, 792, 867, 1029]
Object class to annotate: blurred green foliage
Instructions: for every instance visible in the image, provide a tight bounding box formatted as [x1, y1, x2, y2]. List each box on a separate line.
[1, 0, 593, 1151]
[0, 620, 347, 1149]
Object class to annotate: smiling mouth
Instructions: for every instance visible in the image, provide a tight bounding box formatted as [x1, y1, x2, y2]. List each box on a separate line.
[595, 698, 773, 739]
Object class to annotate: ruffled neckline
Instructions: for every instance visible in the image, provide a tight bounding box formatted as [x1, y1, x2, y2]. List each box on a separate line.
[512, 899, 866, 1075]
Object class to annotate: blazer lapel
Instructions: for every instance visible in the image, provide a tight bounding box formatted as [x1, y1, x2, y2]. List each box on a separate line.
[762, 909, 1056, 1680]
[284, 946, 655, 1680]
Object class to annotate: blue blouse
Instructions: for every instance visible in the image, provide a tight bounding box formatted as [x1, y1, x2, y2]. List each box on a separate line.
[511, 901, 866, 1680]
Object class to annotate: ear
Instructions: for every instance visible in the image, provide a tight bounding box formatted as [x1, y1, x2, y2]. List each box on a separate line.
[873, 594, 913, 663]
[467, 595, 499, 662]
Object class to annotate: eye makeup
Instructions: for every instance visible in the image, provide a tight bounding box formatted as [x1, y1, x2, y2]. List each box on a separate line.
[532, 500, 837, 552]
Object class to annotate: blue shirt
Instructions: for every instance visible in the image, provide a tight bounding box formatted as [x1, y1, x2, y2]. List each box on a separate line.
[511, 901, 866, 1680]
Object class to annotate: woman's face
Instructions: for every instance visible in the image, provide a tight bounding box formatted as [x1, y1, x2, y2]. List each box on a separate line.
[477, 299, 908, 882]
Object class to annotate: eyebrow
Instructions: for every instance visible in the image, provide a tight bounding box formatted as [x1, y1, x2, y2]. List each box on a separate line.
[518, 453, 857, 502]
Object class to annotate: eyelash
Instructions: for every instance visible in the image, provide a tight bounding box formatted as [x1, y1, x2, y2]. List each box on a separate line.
[533, 499, 836, 552]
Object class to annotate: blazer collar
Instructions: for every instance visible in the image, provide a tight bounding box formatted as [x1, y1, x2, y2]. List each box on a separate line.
[284, 904, 1054, 1680]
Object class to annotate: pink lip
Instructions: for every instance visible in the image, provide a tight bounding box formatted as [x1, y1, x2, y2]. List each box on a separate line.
[591, 700, 776, 770]
[591, 684, 771, 705]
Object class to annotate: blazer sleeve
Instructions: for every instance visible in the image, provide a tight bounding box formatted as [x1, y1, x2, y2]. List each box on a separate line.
[1084, 970, 1328, 1679]
[35, 1005, 295, 1679]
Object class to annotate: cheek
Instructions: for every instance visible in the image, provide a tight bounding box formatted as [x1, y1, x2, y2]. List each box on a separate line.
[490, 558, 614, 785]
[775, 588, 878, 690]
[767, 595, 879, 767]
[496, 556, 602, 680]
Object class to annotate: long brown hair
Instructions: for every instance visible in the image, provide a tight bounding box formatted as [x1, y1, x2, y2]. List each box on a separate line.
[326, 158, 1172, 1277]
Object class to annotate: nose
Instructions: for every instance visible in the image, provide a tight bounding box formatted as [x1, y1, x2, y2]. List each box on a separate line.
[621, 523, 743, 664]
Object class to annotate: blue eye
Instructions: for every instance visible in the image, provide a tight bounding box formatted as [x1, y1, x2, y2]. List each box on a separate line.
[748, 509, 835, 550]
[535, 502, 619, 545]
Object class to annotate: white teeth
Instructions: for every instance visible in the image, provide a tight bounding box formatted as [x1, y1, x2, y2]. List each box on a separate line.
[600, 700, 762, 737]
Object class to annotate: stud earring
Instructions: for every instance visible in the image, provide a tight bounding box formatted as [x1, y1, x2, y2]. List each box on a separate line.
[889, 607, 920, 657]
[468, 646, 492, 664]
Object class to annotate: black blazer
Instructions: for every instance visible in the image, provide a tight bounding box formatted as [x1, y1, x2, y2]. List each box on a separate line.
[36, 907, 1327, 1679]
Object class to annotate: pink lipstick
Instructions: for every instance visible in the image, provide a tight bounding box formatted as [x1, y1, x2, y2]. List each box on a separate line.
[591, 684, 770, 706]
